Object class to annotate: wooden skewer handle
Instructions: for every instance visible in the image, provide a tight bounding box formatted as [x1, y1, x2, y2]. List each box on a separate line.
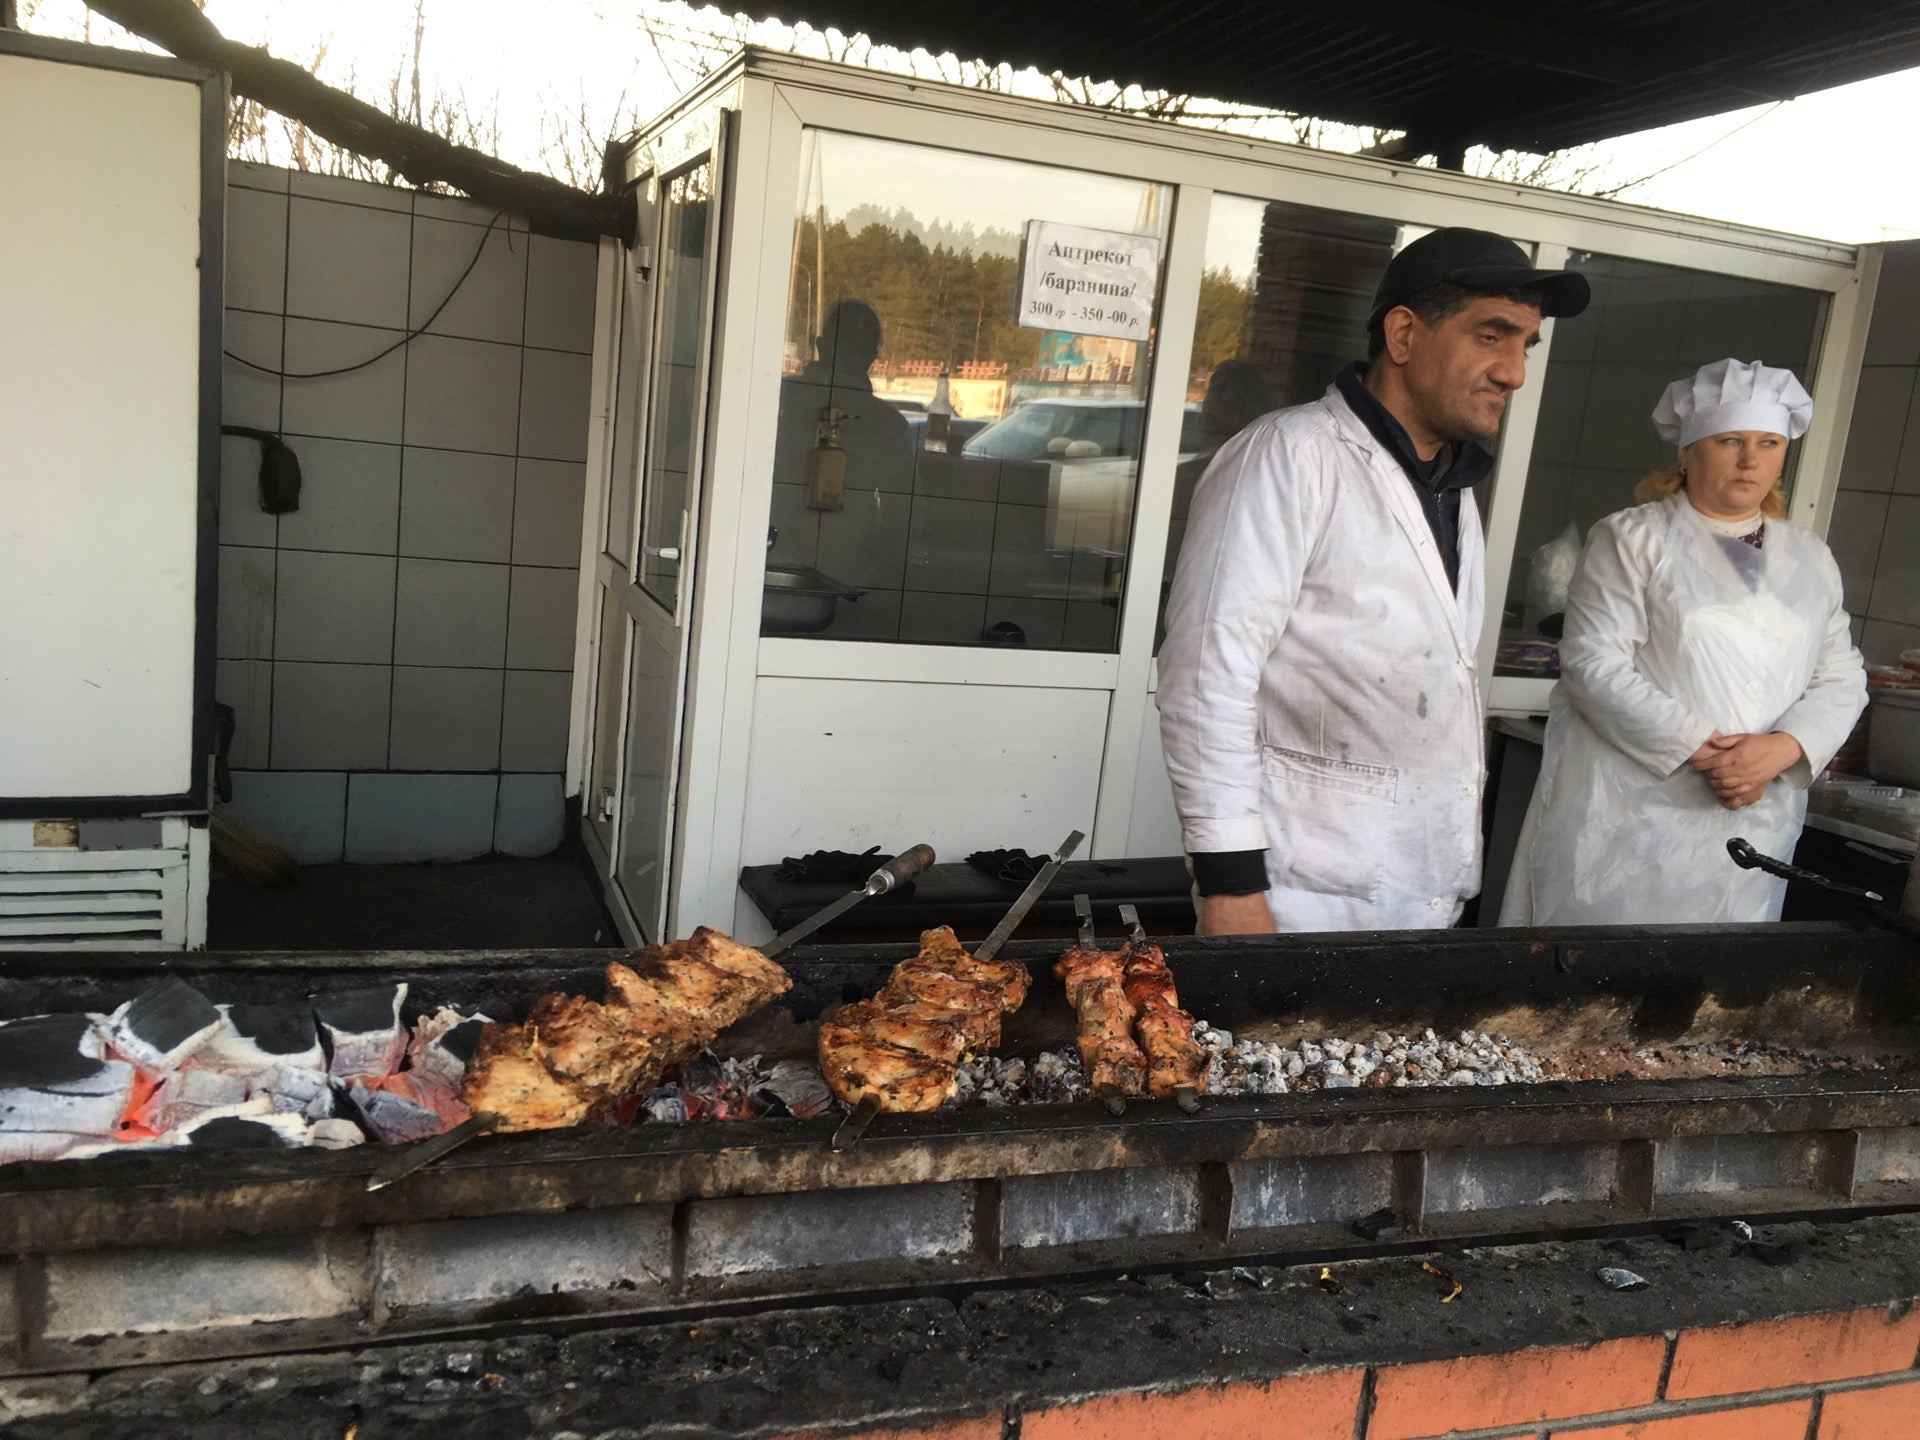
[872, 844, 936, 894]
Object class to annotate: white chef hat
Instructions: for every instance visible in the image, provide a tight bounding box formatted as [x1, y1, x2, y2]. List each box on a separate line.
[1652, 358, 1813, 449]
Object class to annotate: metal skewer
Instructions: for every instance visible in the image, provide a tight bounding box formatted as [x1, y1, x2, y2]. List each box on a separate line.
[1120, 902, 1201, 1114]
[832, 829, 1085, 1151]
[369, 845, 938, 1191]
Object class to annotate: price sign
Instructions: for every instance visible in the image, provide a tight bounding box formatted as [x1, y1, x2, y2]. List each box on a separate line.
[1017, 221, 1160, 343]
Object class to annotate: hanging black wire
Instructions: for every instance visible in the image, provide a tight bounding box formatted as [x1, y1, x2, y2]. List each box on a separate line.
[223, 208, 511, 380]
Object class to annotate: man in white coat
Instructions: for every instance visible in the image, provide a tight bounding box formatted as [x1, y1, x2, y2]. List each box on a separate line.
[1158, 229, 1590, 934]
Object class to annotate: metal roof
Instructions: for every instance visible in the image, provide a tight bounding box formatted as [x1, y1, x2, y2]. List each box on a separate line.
[756, 1, 1920, 157]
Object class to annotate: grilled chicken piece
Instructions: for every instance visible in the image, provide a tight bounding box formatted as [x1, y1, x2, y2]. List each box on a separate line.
[817, 1018, 955, 1112]
[883, 963, 1004, 1049]
[461, 1023, 598, 1131]
[917, 926, 1031, 1011]
[1052, 946, 1146, 1099]
[526, 993, 662, 1097]
[459, 929, 792, 1134]
[833, 999, 970, 1062]
[1121, 941, 1209, 1100]
[816, 926, 1030, 1112]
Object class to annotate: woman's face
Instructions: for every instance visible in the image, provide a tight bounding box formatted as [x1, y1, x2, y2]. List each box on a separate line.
[1683, 430, 1787, 521]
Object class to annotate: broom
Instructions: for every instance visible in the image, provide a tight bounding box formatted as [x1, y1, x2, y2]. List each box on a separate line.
[209, 810, 298, 888]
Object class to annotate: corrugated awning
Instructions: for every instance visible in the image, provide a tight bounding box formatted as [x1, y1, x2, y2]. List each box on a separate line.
[754, 0, 1920, 157]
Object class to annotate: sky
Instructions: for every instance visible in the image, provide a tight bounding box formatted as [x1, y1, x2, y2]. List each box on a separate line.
[19, 0, 1920, 245]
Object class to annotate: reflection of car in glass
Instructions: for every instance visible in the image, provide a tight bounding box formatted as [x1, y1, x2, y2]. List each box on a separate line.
[961, 398, 1202, 463]
[963, 399, 1202, 556]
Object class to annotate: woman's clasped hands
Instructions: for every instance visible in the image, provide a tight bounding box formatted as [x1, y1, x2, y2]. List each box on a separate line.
[1688, 730, 1805, 811]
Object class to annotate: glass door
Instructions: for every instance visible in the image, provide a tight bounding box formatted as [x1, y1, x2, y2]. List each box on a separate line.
[584, 124, 726, 942]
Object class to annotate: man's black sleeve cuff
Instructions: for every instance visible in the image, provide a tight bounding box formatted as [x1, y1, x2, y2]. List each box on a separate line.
[1190, 849, 1269, 897]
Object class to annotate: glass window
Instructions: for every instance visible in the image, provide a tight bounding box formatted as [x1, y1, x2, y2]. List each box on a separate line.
[1496, 253, 1827, 677]
[763, 130, 1172, 649]
[1157, 197, 1408, 646]
[637, 160, 714, 611]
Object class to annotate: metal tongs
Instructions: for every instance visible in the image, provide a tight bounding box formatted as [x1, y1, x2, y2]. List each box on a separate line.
[1119, 902, 1202, 1115]
[1727, 837, 1883, 903]
[1727, 838, 1919, 936]
[367, 843, 938, 1192]
[830, 828, 1086, 1151]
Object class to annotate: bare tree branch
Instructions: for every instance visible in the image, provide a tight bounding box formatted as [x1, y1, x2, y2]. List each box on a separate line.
[85, 0, 624, 239]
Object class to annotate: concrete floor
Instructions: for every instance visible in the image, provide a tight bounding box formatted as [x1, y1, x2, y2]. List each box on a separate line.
[206, 850, 619, 952]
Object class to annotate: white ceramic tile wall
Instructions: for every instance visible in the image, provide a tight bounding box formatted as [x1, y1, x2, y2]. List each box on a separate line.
[213, 164, 596, 860]
[1828, 241, 1920, 664]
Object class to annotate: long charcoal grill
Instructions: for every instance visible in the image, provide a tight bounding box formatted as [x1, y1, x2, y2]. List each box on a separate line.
[0, 920, 1917, 1377]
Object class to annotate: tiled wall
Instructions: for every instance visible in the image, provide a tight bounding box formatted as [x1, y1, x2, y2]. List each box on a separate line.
[1828, 239, 1920, 665]
[216, 163, 597, 862]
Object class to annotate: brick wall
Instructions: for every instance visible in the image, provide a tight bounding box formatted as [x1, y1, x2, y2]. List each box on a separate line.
[782, 1306, 1920, 1440]
[215, 162, 598, 863]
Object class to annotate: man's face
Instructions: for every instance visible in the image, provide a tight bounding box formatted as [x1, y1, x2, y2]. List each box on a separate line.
[1400, 296, 1543, 445]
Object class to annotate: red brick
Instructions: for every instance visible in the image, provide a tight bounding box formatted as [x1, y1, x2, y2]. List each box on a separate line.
[1667, 1306, 1920, 1400]
[1548, 1399, 1811, 1440]
[1368, 1334, 1668, 1437]
[1818, 1379, 1920, 1438]
[769, 1416, 1001, 1440]
[1022, 1370, 1364, 1440]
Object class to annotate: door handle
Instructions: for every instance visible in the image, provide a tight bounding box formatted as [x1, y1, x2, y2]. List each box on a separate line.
[648, 546, 680, 561]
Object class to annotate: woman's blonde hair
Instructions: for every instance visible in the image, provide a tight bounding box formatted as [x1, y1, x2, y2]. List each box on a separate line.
[1633, 458, 1787, 519]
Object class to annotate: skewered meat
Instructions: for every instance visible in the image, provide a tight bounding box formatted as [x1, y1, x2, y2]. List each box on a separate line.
[1052, 946, 1146, 1100]
[1121, 941, 1209, 1100]
[816, 1019, 955, 1112]
[460, 927, 792, 1133]
[817, 926, 1029, 1113]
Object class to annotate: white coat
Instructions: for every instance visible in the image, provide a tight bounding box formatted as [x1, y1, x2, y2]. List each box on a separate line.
[1157, 384, 1487, 932]
[1501, 494, 1867, 925]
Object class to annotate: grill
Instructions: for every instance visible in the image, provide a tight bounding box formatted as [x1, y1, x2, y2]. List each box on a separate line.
[0, 920, 1916, 1376]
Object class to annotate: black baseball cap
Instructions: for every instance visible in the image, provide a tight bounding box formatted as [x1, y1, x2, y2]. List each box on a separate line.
[1368, 227, 1591, 330]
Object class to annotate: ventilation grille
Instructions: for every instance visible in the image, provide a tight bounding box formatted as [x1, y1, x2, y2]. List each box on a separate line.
[0, 859, 181, 949]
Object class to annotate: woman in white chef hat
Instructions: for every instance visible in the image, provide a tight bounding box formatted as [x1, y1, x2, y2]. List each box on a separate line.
[1502, 358, 1868, 925]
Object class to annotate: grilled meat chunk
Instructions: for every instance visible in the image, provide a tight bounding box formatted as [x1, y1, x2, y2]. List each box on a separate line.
[817, 926, 1030, 1112]
[1052, 946, 1146, 1099]
[817, 1019, 955, 1112]
[461, 1022, 599, 1131]
[1121, 941, 1208, 1100]
[459, 929, 791, 1134]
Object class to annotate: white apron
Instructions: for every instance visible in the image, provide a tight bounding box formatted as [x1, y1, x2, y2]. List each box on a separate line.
[1503, 495, 1866, 925]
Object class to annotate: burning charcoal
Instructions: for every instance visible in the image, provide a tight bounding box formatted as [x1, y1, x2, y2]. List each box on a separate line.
[306, 1118, 365, 1149]
[315, 985, 409, 1082]
[349, 1078, 453, 1145]
[1597, 1267, 1650, 1292]
[759, 1060, 832, 1119]
[199, 1005, 332, 1120]
[100, 980, 223, 1070]
[184, 1113, 310, 1150]
[0, 1015, 138, 1140]
[641, 1085, 687, 1124]
[405, 1008, 490, 1093]
[153, 1064, 252, 1131]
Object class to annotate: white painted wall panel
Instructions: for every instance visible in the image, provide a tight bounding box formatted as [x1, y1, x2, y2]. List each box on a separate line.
[0, 54, 202, 800]
[1126, 693, 1182, 857]
[740, 677, 1108, 869]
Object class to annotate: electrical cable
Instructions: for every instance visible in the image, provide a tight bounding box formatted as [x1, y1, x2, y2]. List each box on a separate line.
[223, 208, 509, 380]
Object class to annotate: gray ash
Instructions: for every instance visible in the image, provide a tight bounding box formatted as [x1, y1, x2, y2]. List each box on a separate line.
[1194, 1025, 1547, 1094]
